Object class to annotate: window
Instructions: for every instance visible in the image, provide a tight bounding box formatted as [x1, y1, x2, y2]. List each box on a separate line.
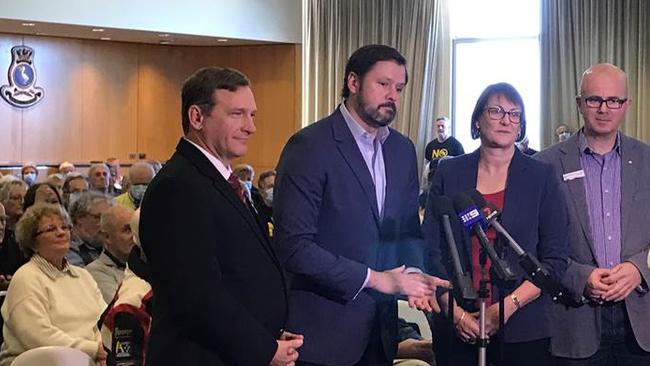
[451, 0, 541, 152]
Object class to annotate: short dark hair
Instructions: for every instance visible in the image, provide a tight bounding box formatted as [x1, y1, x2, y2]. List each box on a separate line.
[341, 45, 408, 100]
[258, 170, 276, 189]
[181, 67, 251, 134]
[470, 82, 526, 142]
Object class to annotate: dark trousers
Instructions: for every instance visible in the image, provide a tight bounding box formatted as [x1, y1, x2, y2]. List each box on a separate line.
[553, 302, 650, 366]
[433, 331, 551, 366]
[297, 318, 392, 366]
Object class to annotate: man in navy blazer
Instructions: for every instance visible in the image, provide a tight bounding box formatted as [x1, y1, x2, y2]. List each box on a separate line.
[535, 63, 650, 365]
[274, 45, 448, 366]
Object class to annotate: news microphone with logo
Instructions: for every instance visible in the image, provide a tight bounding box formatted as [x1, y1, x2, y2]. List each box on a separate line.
[452, 193, 516, 285]
[466, 189, 573, 303]
[431, 196, 477, 301]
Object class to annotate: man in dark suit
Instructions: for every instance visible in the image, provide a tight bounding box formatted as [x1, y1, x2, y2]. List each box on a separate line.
[536, 63, 650, 365]
[274, 45, 448, 366]
[140, 67, 302, 366]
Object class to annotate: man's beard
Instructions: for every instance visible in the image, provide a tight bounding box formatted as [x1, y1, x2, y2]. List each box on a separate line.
[356, 94, 397, 128]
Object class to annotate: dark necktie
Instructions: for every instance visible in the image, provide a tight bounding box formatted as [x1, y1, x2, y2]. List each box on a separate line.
[227, 174, 246, 203]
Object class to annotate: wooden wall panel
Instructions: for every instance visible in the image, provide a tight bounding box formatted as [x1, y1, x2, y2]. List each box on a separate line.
[136, 45, 241, 161]
[21, 36, 84, 163]
[81, 41, 139, 162]
[237, 44, 298, 173]
[0, 34, 24, 163]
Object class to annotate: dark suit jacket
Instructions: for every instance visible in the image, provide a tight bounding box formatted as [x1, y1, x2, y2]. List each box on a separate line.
[140, 138, 287, 366]
[423, 148, 569, 343]
[535, 132, 650, 358]
[274, 108, 424, 365]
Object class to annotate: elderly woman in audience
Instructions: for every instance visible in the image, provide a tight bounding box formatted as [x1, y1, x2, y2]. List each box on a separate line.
[0, 203, 107, 366]
[0, 180, 29, 276]
[23, 182, 63, 211]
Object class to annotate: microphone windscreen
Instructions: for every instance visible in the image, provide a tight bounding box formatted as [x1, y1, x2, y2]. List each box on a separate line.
[452, 193, 476, 214]
[431, 196, 456, 218]
[466, 189, 487, 209]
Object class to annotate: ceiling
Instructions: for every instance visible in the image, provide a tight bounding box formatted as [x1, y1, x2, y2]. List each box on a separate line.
[0, 18, 274, 46]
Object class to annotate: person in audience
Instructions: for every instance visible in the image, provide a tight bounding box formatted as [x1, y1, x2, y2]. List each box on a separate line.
[23, 182, 63, 210]
[106, 158, 123, 194]
[21, 162, 38, 187]
[88, 163, 111, 195]
[140, 66, 298, 365]
[115, 162, 155, 210]
[424, 116, 465, 183]
[0, 175, 19, 191]
[254, 170, 276, 236]
[516, 135, 537, 156]
[148, 160, 163, 175]
[0, 203, 9, 291]
[555, 124, 572, 143]
[58, 161, 76, 176]
[66, 192, 113, 266]
[0, 181, 28, 276]
[0, 203, 106, 366]
[536, 63, 650, 365]
[46, 173, 65, 197]
[232, 163, 257, 202]
[100, 208, 153, 366]
[394, 318, 434, 366]
[423, 82, 569, 366]
[87, 205, 135, 302]
[62, 173, 89, 209]
[274, 44, 447, 366]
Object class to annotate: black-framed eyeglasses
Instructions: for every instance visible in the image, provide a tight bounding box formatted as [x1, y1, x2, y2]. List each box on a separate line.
[35, 224, 72, 236]
[579, 96, 628, 110]
[484, 106, 522, 124]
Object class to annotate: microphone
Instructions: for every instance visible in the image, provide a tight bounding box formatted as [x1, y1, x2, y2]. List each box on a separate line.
[452, 193, 516, 286]
[466, 189, 571, 303]
[431, 196, 477, 301]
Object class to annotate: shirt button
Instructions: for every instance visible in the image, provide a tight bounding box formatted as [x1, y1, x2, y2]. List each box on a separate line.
[606, 212, 611, 217]
[604, 189, 609, 193]
[609, 262, 614, 267]
[608, 236, 612, 240]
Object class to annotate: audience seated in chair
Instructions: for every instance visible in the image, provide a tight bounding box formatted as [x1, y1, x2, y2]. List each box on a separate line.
[0, 204, 107, 366]
[86, 205, 135, 303]
[66, 192, 113, 267]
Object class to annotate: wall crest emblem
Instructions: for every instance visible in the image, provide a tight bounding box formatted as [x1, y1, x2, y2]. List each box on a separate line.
[1, 45, 45, 108]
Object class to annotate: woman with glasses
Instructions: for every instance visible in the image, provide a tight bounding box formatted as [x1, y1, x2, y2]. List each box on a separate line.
[0, 204, 107, 366]
[423, 82, 569, 366]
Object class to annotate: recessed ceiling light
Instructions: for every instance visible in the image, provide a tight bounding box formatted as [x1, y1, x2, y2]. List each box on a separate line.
[158, 33, 170, 38]
[92, 28, 105, 32]
[159, 41, 172, 45]
[22, 23, 36, 27]
[100, 37, 111, 41]
[217, 38, 228, 42]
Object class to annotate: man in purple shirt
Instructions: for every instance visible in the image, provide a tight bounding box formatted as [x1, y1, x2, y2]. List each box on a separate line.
[536, 63, 650, 365]
[274, 45, 449, 366]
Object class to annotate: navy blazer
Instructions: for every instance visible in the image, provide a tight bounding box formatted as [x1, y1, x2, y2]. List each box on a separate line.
[423, 148, 569, 343]
[274, 108, 424, 365]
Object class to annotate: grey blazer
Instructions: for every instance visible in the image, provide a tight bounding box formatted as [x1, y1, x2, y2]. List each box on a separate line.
[535, 132, 650, 358]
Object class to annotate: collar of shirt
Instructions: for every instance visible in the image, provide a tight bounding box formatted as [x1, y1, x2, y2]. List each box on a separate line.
[184, 137, 232, 180]
[102, 250, 126, 269]
[578, 128, 621, 156]
[31, 253, 79, 280]
[339, 101, 390, 145]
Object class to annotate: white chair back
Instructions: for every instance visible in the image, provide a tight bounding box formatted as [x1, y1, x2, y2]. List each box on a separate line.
[11, 346, 94, 366]
[397, 299, 433, 340]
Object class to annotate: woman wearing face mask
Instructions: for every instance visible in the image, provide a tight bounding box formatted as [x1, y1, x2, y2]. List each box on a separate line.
[20, 164, 38, 187]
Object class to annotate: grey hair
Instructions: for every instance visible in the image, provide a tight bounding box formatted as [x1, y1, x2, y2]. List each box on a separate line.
[0, 180, 28, 204]
[69, 191, 113, 223]
[15, 203, 72, 257]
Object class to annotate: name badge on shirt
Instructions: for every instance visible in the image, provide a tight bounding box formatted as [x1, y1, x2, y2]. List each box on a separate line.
[563, 169, 585, 181]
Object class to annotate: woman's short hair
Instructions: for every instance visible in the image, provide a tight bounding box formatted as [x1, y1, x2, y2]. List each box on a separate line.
[470, 82, 527, 142]
[23, 183, 63, 210]
[15, 203, 72, 257]
[0, 180, 28, 204]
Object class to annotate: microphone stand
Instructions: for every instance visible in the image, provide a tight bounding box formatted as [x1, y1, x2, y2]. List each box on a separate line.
[478, 250, 489, 366]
